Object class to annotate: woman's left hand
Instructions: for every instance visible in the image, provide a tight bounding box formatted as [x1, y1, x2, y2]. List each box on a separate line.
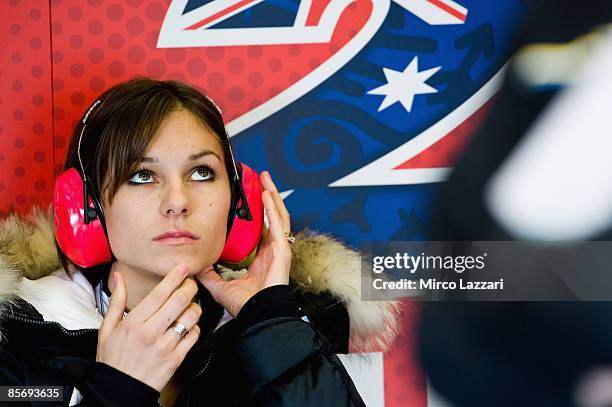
[196, 171, 292, 317]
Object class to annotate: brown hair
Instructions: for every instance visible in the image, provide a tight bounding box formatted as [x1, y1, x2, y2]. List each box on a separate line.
[56, 77, 234, 283]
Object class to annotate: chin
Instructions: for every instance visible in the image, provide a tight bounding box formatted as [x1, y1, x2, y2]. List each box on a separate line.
[158, 257, 216, 275]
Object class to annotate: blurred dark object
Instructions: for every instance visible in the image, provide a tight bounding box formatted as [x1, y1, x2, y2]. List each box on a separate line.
[418, 0, 612, 406]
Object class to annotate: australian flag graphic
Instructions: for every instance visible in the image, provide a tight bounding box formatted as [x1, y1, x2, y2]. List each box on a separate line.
[158, 0, 528, 248]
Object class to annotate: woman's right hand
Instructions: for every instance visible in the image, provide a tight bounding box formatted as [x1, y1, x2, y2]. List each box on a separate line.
[96, 264, 202, 392]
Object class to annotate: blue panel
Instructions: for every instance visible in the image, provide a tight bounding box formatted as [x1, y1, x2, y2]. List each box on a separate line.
[229, 0, 529, 242]
[210, 0, 300, 29]
[183, 0, 216, 15]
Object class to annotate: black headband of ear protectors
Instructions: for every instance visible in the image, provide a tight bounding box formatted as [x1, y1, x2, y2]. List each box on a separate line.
[77, 100, 104, 226]
[78, 98, 253, 243]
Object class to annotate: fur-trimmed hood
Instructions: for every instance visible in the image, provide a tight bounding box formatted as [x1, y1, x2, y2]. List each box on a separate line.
[0, 206, 400, 352]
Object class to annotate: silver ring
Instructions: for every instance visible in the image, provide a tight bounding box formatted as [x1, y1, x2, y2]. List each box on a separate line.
[171, 322, 188, 339]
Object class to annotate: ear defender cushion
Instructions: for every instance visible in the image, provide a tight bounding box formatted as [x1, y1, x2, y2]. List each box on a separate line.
[220, 163, 264, 265]
[53, 167, 112, 268]
[53, 165, 263, 269]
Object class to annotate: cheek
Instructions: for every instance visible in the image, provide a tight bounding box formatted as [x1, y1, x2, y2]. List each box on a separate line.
[210, 197, 231, 229]
[200, 192, 232, 248]
[104, 200, 151, 251]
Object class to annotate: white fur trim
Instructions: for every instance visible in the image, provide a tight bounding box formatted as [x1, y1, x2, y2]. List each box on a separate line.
[0, 206, 401, 352]
[16, 269, 103, 330]
[290, 231, 401, 352]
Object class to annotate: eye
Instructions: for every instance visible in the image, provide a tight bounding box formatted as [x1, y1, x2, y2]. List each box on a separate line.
[127, 169, 155, 185]
[191, 166, 215, 181]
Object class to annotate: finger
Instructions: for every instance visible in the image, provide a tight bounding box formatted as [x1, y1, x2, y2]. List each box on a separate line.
[145, 277, 199, 333]
[196, 267, 226, 305]
[262, 190, 287, 245]
[261, 172, 287, 231]
[129, 264, 188, 322]
[100, 272, 127, 335]
[160, 302, 202, 349]
[261, 171, 291, 232]
[173, 324, 200, 362]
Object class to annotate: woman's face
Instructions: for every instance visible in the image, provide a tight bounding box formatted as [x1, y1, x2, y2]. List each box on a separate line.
[103, 109, 231, 278]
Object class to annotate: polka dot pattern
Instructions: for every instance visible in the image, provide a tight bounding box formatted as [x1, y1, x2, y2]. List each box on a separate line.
[33, 122, 45, 135]
[128, 46, 145, 64]
[88, 19, 103, 35]
[31, 66, 44, 77]
[127, 17, 145, 35]
[11, 52, 22, 63]
[89, 48, 104, 64]
[228, 58, 243, 74]
[1, 3, 53, 213]
[186, 58, 205, 76]
[90, 76, 106, 92]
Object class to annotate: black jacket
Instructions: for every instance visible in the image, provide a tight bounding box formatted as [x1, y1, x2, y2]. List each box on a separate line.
[0, 208, 400, 406]
[0, 285, 365, 406]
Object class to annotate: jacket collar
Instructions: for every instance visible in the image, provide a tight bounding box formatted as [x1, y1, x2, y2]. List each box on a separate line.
[0, 205, 400, 352]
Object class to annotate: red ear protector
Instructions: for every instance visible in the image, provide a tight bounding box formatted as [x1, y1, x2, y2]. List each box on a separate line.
[53, 99, 264, 269]
[222, 161, 264, 264]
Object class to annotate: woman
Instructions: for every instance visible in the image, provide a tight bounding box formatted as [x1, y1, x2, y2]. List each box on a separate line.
[0, 78, 399, 406]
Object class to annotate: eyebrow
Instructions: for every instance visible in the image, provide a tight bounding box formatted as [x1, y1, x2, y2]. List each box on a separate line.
[139, 150, 222, 163]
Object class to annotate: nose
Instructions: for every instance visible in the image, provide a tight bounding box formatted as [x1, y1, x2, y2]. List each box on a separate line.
[160, 181, 191, 217]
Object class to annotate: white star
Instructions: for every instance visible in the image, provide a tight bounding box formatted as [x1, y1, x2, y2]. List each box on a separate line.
[368, 57, 441, 112]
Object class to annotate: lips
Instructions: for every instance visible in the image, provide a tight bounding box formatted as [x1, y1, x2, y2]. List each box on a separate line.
[154, 230, 200, 240]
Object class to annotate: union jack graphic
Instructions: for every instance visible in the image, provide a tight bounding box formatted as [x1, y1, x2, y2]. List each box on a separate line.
[158, 0, 468, 48]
